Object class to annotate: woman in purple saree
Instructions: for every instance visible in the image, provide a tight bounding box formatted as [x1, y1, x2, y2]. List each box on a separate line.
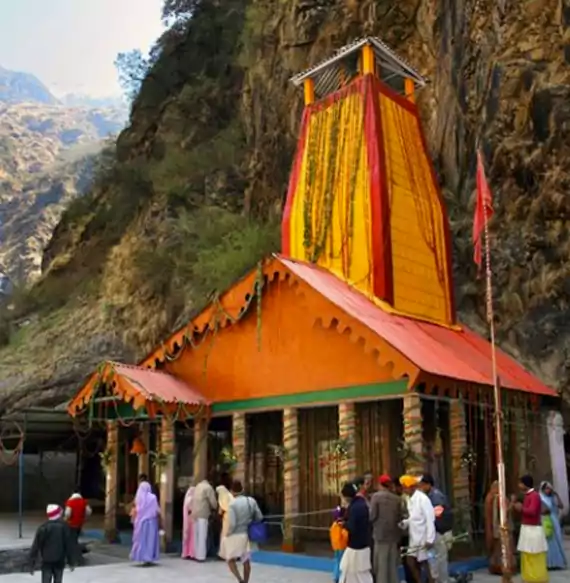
[130, 481, 161, 565]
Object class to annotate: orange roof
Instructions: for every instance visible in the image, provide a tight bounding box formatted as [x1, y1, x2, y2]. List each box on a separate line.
[67, 361, 210, 417]
[279, 256, 557, 397]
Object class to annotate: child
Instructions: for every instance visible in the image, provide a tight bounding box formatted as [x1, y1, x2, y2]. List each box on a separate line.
[30, 505, 76, 583]
[330, 505, 348, 583]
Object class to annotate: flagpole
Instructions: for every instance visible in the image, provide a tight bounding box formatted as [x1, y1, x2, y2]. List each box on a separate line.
[482, 174, 512, 583]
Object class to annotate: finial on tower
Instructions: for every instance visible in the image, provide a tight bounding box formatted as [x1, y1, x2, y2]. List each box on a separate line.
[290, 37, 426, 105]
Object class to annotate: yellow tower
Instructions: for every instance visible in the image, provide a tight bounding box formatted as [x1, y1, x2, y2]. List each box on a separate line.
[282, 38, 455, 326]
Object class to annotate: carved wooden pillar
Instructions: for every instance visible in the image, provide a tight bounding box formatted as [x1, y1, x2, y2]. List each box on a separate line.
[137, 423, 150, 477]
[159, 417, 175, 549]
[402, 393, 424, 474]
[104, 420, 119, 542]
[193, 416, 208, 482]
[450, 399, 471, 532]
[232, 412, 247, 484]
[338, 402, 357, 483]
[282, 407, 299, 551]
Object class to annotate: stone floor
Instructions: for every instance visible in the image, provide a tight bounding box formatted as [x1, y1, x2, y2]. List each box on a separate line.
[0, 556, 566, 583]
[0, 514, 567, 583]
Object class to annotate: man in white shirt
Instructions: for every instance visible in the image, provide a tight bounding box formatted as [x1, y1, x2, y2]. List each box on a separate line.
[191, 476, 218, 561]
[399, 475, 436, 583]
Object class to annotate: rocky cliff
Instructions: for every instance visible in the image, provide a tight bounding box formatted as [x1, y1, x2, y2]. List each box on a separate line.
[0, 101, 126, 283]
[0, 0, 568, 411]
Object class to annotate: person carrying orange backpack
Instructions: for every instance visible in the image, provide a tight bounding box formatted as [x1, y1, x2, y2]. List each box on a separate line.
[330, 505, 348, 583]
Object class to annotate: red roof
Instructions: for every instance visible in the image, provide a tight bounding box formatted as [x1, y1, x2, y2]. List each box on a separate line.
[109, 362, 210, 405]
[278, 256, 557, 397]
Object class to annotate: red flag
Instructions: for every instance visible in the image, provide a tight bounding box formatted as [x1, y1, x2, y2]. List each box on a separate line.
[473, 150, 494, 269]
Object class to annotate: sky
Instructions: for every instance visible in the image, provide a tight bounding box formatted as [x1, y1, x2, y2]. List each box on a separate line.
[0, 0, 165, 97]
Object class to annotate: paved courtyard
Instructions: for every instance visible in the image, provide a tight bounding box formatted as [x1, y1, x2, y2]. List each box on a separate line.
[0, 556, 567, 583]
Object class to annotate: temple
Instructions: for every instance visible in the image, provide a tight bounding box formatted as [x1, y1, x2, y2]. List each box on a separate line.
[67, 38, 561, 552]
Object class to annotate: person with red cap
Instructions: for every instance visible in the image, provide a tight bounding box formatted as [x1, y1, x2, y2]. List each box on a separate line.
[30, 505, 75, 583]
[369, 475, 403, 583]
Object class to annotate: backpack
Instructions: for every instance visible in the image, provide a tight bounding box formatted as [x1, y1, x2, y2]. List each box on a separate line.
[330, 521, 348, 551]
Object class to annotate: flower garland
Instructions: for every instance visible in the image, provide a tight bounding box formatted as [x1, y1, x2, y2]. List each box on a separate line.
[158, 260, 265, 366]
[99, 448, 114, 470]
[150, 450, 170, 469]
[220, 446, 238, 471]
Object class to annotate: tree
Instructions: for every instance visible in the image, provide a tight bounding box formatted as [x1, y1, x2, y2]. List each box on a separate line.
[114, 49, 150, 102]
[161, 0, 207, 23]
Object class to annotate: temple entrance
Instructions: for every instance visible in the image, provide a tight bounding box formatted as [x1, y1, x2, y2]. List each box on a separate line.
[246, 411, 283, 517]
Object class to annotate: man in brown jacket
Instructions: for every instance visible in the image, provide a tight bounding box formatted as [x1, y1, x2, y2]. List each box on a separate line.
[369, 475, 403, 583]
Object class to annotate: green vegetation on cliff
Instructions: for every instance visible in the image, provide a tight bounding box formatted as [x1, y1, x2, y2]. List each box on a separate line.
[1, 0, 569, 412]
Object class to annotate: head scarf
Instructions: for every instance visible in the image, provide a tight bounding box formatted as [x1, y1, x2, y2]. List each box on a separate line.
[184, 485, 195, 511]
[332, 505, 344, 521]
[134, 481, 159, 523]
[540, 481, 553, 493]
[399, 475, 419, 489]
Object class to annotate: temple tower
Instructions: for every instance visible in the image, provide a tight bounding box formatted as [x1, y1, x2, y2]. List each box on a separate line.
[282, 38, 455, 326]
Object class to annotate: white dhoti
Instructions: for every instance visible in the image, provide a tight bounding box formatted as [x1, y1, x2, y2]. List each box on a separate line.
[517, 525, 548, 554]
[340, 547, 374, 583]
[220, 532, 252, 562]
[193, 517, 209, 561]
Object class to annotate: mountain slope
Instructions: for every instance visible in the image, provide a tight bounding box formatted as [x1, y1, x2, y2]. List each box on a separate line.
[0, 66, 58, 105]
[0, 100, 126, 283]
[0, 0, 568, 412]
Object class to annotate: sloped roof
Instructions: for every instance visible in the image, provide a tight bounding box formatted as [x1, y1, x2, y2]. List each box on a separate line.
[68, 361, 210, 417]
[290, 36, 427, 98]
[278, 256, 556, 397]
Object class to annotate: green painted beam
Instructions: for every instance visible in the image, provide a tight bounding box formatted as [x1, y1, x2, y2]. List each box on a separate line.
[212, 380, 408, 413]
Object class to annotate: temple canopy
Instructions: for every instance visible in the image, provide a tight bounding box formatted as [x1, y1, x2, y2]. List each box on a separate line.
[290, 37, 427, 99]
[67, 361, 210, 420]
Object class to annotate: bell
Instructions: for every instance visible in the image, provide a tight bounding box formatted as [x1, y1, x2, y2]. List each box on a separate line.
[130, 437, 147, 456]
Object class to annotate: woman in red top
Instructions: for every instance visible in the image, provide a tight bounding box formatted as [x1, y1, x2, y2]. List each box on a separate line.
[512, 475, 548, 583]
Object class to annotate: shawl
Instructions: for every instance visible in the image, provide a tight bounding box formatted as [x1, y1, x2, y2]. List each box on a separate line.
[134, 481, 159, 524]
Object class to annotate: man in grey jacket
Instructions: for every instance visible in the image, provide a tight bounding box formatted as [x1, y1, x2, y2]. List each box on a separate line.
[224, 480, 263, 583]
[191, 476, 218, 561]
[369, 475, 403, 583]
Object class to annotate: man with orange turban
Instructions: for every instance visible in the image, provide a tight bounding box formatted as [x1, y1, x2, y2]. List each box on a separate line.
[399, 475, 436, 583]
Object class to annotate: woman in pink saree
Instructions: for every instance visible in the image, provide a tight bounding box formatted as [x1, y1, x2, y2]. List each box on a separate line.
[182, 485, 196, 559]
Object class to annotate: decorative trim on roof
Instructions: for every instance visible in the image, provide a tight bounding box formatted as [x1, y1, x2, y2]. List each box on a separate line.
[67, 361, 210, 419]
[290, 37, 427, 98]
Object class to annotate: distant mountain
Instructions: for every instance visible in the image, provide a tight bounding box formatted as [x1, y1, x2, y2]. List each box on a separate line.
[60, 93, 126, 110]
[0, 101, 126, 283]
[0, 66, 58, 105]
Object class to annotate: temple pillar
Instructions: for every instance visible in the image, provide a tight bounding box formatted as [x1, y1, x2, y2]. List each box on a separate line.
[402, 393, 424, 474]
[193, 416, 208, 482]
[159, 417, 175, 549]
[282, 407, 299, 551]
[137, 424, 150, 477]
[450, 399, 471, 532]
[232, 412, 247, 484]
[547, 411, 569, 511]
[514, 407, 529, 473]
[104, 420, 119, 542]
[303, 78, 315, 105]
[338, 402, 357, 483]
[404, 78, 415, 103]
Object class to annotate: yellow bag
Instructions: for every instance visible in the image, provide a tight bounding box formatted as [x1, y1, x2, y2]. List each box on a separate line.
[330, 522, 348, 551]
